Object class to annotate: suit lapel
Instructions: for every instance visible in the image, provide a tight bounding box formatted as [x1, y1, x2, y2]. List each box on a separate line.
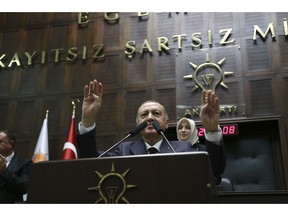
[7, 155, 18, 172]
[129, 140, 147, 155]
[129, 139, 178, 154]
[160, 139, 175, 153]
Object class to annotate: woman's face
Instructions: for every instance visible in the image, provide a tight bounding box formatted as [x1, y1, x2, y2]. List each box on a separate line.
[178, 120, 191, 141]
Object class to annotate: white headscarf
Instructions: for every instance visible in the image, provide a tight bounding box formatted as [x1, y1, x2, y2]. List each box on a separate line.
[176, 117, 199, 146]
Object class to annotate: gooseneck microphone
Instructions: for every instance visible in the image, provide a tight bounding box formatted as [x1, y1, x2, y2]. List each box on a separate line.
[152, 120, 176, 153]
[98, 121, 147, 158]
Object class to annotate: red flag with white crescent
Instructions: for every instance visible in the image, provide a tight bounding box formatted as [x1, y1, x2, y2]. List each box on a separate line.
[62, 116, 78, 160]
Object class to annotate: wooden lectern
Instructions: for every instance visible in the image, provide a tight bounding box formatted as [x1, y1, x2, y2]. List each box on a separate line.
[27, 152, 217, 203]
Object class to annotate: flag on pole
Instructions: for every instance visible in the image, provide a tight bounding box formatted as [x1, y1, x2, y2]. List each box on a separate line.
[61, 101, 78, 160]
[32, 110, 49, 163]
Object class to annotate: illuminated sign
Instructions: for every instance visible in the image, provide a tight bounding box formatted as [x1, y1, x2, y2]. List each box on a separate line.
[197, 124, 238, 136]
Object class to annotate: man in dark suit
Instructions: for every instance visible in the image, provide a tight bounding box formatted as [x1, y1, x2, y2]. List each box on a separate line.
[0, 130, 32, 203]
[77, 80, 226, 184]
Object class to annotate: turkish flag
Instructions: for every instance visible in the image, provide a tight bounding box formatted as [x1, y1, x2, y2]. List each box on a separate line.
[61, 116, 78, 160]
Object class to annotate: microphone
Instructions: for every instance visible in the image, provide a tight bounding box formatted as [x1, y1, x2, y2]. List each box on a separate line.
[98, 121, 147, 158]
[152, 120, 176, 153]
[128, 121, 148, 137]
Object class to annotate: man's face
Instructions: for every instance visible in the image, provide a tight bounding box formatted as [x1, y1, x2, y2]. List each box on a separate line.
[136, 101, 169, 137]
[0, 132, 12, 156]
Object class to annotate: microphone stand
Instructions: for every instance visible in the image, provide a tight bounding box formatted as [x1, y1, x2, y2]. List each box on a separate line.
[160, 131, 176, 153]
[152, 120, 176, 153]
[98, 134, 131, 158]
[97, 121, 147, 158]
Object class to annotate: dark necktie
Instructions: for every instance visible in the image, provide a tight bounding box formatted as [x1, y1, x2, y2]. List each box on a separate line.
[148, 147, 158, 154]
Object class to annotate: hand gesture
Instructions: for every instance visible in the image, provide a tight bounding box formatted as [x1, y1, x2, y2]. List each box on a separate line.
[200, 90, 220, 132]
[81, 80, 103, 128]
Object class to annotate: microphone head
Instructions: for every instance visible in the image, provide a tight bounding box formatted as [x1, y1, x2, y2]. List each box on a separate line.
[129, 121, 147, 137]
[152, 120, 163, 135]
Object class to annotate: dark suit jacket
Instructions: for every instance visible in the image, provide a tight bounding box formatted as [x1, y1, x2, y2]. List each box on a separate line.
[77, 128, 226, 184]
[0, 154, 32, 203]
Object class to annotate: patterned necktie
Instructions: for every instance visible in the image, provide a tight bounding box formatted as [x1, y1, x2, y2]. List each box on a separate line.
[148, 147, 158, 154]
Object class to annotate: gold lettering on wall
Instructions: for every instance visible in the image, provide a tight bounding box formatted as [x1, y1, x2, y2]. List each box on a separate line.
[92, 44, 105, 59]
[0, 54, 6, 68]
[41, 51, 46, 64]
[140, 39, 153, 53]
[8, 53, 21, 68]
[78, 13, 89, 26]
[0, 45, 105, 69]
[51, 48, 64, 63]
[184, 105, 237, 117]
[138, 12, 149, 20]
[172, 34, 187, 50]
[253, 23, 276, 41]
[157, 37, 170, 52]
[284, 18, 288, 36]
[67, 47, 78, 61]
[219, 29, 235, 45]
[82, 46, 87, 60]
[191, 33, 202, 48]
[0, 13, 287, 69]
[208, 30, 213, 47]
[24, 51, 37, 65]
[104, 13, 119, 23]
[125, 41, 136, 59]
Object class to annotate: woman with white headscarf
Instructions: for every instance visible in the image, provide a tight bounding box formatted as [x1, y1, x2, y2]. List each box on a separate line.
[176, 117, 211, 152]
[176, 117, 199, 146]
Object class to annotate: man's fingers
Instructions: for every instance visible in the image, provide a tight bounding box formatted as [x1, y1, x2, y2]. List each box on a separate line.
[83, 85, 89, 98]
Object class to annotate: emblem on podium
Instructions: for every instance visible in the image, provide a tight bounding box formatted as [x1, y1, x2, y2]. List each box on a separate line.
[88, 162, 137, 203]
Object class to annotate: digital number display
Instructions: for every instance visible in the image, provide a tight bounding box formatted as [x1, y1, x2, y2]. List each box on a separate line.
[197, 124, 238, 136]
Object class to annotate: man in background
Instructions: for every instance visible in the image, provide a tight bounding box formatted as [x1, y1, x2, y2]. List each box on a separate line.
[0, 130, 32, 203]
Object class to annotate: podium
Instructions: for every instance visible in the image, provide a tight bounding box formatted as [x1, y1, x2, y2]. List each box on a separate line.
[27, 152, 217, 203]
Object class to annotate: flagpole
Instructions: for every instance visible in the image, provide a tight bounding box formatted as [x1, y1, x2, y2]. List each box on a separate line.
[32, 110, 49, 163]
[61, 99, 80, 160]
[46, 109, 49, 119]
[72, 99, 80, 117]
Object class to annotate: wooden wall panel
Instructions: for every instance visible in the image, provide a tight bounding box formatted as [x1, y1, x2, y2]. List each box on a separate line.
[76, 13, 103, 50]
[45, 63, 65, 93]
[25, 13, 50, 27]
[17, 65, 41, 96]
[96, 93, 119, 132]
[0, 30, 20, 53]
[212, 12, 235, 34]
[279, 36, 288, 70]
[103, 19, 121, 49]
[155, 88, 176, 122]
[214, 47, 239, 77]
[0, 69, 14, 97]
[156, 49, 176, 81]
[42, 97, 65, 135]
[14, 100, 36, 135]
[127, 56, 148, 84]
[249, 78, 274, 115]
[246, 39, 271, 72]
[125, 90, 149, 125]
[156, 13, 177, 37]
[184, 12, 206, 40]
[0, 102, 9, 129]
[2, 13, 24, 29]
[243, 13, 268, 36]
[98, 53, 121, 85]
[128, 13, 149, 44]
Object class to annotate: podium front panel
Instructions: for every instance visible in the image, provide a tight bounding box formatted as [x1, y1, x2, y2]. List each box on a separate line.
[27, 152, 217, 203]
